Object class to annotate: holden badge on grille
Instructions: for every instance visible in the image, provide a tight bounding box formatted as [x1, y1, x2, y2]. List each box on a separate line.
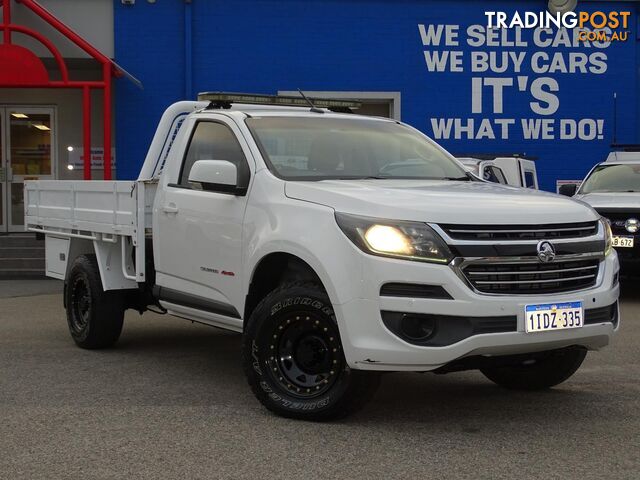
[537, 241, 556, 263]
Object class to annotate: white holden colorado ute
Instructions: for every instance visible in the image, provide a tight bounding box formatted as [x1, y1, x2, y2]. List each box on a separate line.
[25, 93, 620, 420]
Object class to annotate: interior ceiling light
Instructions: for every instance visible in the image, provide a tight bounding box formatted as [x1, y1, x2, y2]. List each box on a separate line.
[548, 0, 578, 15]
[33, 124, 51, 131]
[11, 113, 28, 119]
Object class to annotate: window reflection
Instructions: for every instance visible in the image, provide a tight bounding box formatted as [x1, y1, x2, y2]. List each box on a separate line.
[10, 113, 52, 176]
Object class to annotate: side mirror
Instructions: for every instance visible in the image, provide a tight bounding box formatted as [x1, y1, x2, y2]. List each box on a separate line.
[188, 160, 246, 195]
[558, 184, 578, 197]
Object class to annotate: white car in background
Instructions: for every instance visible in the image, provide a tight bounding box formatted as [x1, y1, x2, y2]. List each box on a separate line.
[457, 155, 539, 189]
[561, 147, 640, 273]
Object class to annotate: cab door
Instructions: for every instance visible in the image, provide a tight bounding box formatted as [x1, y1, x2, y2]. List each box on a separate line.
[153, 115, 254, 324]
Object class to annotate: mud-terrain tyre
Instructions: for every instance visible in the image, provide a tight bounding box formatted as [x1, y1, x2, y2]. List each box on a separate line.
[480, 346, 587, 391]
[65, 254, 125, 349]
[242, 282, 380, 421]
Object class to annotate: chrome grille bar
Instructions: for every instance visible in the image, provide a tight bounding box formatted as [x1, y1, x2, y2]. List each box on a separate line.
[473, 274, 596, 285]
[466, 265, 598, 276]
[437, 221, 600, 243]
[448, 226, 595, 234]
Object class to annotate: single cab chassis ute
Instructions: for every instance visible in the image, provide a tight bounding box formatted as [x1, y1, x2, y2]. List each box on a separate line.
[25, 93, 620, 420]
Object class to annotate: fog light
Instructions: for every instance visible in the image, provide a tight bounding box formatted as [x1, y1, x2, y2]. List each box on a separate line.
[625, 218, 639, 233]
[399, 315, 437, 341]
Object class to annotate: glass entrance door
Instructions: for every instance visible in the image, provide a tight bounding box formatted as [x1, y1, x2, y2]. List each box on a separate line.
[0, 107, 55, 232]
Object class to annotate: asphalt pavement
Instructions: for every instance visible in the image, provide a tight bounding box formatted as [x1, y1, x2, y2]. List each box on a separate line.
[1, 280, 638, 479]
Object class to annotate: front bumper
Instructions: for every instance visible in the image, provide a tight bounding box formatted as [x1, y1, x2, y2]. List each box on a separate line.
[335, 252, 620, 371]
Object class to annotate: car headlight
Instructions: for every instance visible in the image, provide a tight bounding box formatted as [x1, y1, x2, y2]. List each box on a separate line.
[625, 218, 639, 233]
[602, 218, 613, 256]
[335, 213, 453, 263]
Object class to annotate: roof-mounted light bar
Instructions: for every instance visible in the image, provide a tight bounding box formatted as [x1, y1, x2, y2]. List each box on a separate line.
[197, 92, 361, 111]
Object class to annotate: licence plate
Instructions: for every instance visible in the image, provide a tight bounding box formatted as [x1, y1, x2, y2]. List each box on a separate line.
[525, 301, 583, 333]
[612, 236, 634, 248]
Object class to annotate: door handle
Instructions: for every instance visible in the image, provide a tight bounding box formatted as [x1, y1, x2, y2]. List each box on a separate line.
[162, 203, 179, 214]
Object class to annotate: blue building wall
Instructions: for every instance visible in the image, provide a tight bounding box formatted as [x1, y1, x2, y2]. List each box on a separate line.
[115, 0, 639, 192]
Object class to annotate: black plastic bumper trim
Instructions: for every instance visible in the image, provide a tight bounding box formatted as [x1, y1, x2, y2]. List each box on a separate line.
[381, 311, 517, 347]
[584, 302, 618, 328]
[380, 283, 453, 300]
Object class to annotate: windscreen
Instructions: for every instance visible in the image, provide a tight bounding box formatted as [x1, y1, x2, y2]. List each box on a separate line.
[579, 164, 640, 193]
[246, 117, 467, 181]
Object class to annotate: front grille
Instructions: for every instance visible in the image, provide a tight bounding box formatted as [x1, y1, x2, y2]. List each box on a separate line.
[463, 258, 600, 295]
[440, 221, 599, 241]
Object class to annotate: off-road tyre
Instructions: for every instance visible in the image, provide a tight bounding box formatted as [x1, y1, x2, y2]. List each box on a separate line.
[242, 282, 380, 421]
[65, 254, 125, 349]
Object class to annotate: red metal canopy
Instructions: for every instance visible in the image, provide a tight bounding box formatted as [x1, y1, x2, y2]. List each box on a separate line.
[0, 0, 141, 179]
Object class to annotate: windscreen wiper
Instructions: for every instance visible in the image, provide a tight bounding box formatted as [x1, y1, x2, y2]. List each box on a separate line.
[330, 175, 394, 180]
[442, 175, 472, 181]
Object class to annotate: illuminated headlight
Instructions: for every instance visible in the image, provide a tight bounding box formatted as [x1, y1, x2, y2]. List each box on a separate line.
[602, 218, 613, 256]
[335, 213, 453, 263]
[625, 218, 639, 233]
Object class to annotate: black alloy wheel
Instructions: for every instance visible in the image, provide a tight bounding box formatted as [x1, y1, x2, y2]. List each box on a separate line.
[267, 310, 343, 398]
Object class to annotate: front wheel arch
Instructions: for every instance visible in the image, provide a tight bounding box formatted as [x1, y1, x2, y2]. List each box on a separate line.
[244, 252, 326, 322]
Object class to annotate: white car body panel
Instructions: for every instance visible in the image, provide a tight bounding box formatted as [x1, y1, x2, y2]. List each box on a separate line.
[285, 180, 593, 225]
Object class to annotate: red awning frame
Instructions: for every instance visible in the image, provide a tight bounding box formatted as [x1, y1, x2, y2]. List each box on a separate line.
[0, 0, 141, 179]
